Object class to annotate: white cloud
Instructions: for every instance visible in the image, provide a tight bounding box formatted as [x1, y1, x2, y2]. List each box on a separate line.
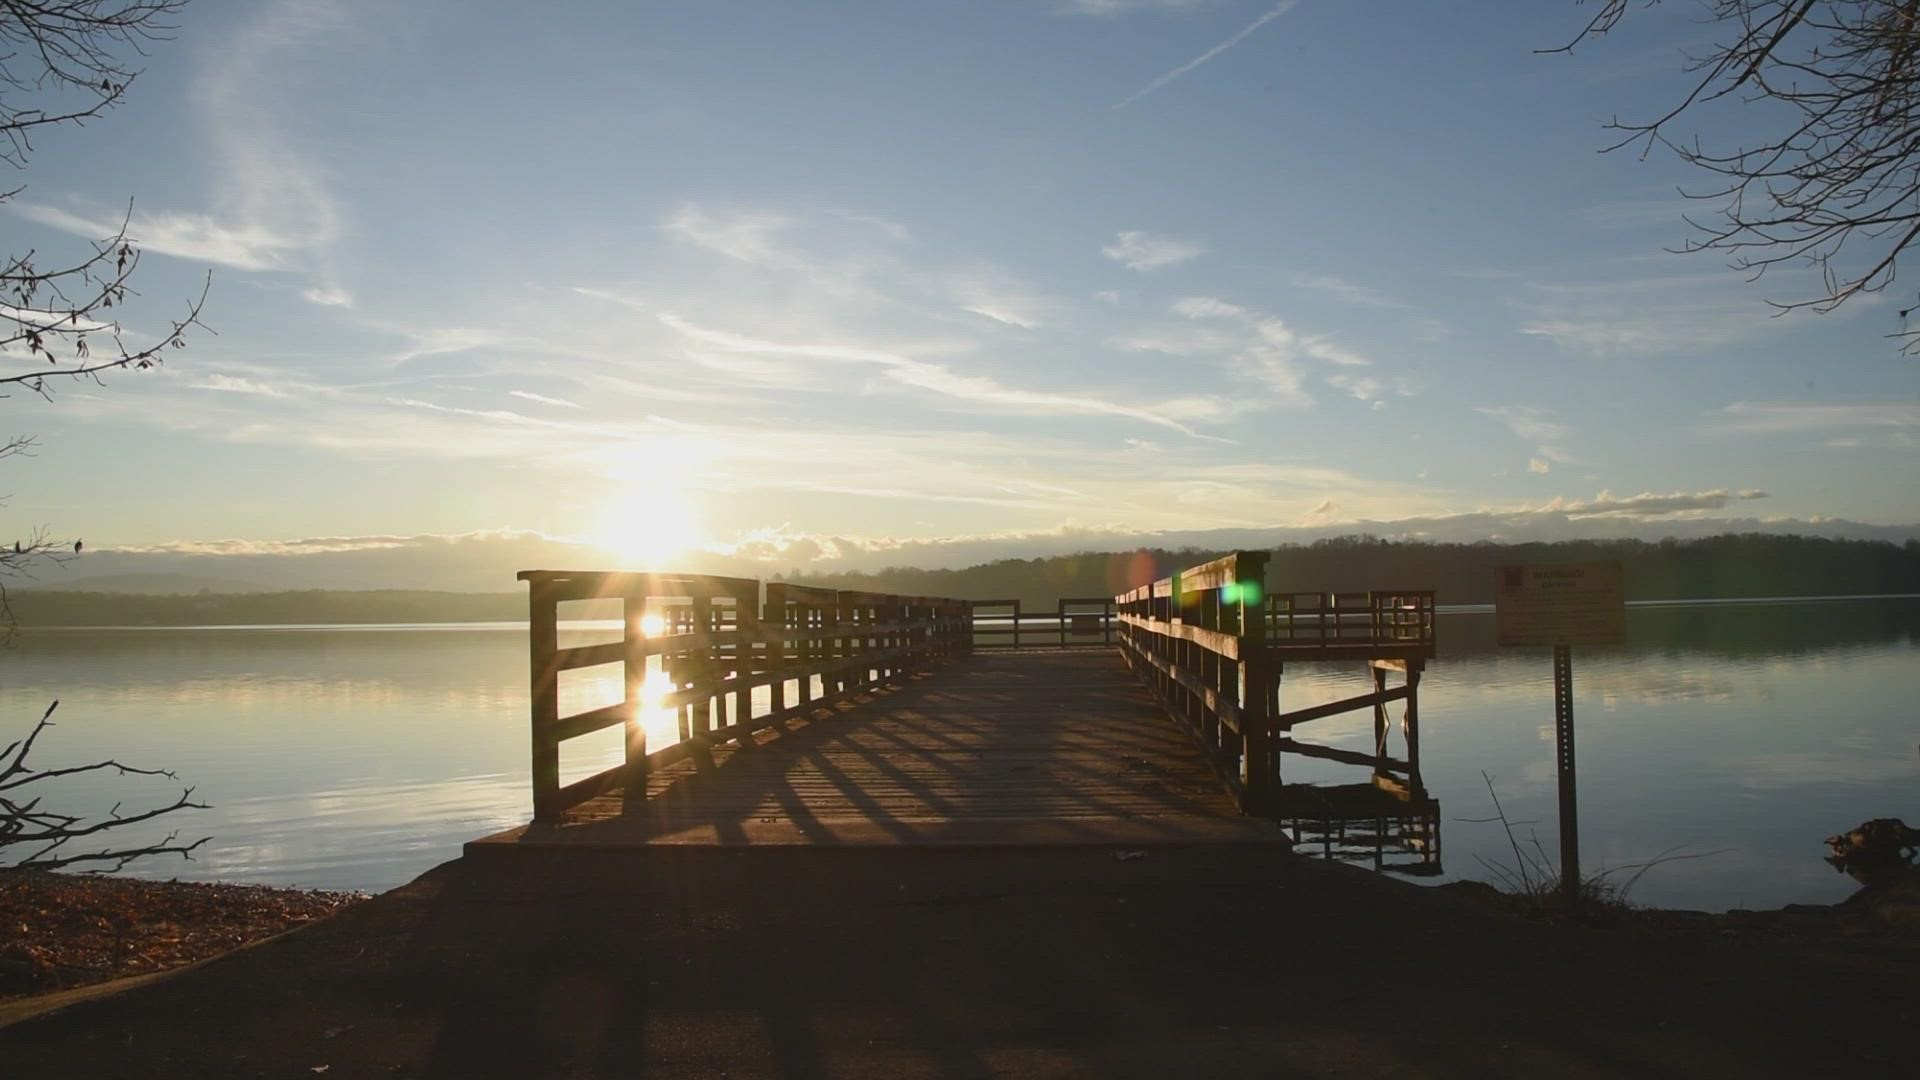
[1708, 401, 1920, 435]
[663, 204, 798, 266]
[10, 203, 306, 271]
[1102, 230, 1204, 271]
[1061, 0, 1215, 15]
[1290, 272, 1407, 309]
[1477, 404, 1572, 444]
[188, 0, 349, 274]
[1512, 272, 1861, 356]
[1302, 337, 1373, 368]
[194, 374, 287, 397]
[945, 270, 1051, 329]
[1172, 295, 1244, 319]
[656, 311, 1220, 436]
[1533, 488, 1769, 518]
[1528, 457, 1551, 475]
[302, 284, 353, 307]
[1114, 0, 1299, 108]
[1327, 372, 1384, 402]
[1166, 295, 1388, 406]
[509, 390, 583, 409]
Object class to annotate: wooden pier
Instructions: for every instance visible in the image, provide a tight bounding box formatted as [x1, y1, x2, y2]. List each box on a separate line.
[470, 552, 1438, 857]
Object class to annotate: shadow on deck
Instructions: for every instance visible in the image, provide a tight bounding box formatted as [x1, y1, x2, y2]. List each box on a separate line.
[468, 651, 1289, 855]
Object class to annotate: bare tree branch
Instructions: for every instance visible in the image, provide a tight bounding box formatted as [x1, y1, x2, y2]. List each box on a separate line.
[0, 702, 210, 874]
[1558, 1, 1920, 351]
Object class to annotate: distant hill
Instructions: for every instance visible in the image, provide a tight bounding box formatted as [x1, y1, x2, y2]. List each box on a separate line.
[7, 534, 1918, 625]
[20, 572, 270, 595]
[782, 534, 1920, 609]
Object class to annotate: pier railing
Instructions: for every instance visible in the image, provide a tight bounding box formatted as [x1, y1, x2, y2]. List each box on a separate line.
[970, 596, 1116, 649]
[1266, 590, 1436, 648]
[1115, 552, 1436, 813]
[520, 570, 970, 821]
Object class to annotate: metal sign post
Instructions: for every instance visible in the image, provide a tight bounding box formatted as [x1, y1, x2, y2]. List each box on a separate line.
[1495, 562, 1623, 904]
[1552, 643, 1578, 900]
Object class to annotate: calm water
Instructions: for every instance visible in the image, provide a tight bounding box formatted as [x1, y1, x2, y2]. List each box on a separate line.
[2, 598, 1915, 911]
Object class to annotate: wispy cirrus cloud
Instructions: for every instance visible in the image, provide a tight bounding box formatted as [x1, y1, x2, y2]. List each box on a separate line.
[1708, 401, 1920, 435]
[654, 310, 1220, 436]
[192, 373, 288, 397]
[1533, 488, 1768, 518]
[1160, 294, 1385, 407]
[16, 1, 358, 307]
[1512, 271, 1866, 356]
[1290, 272, 1408, 310]
[1113, 0, 1299, 108]
[1476, 404, 1570, 444]
[508, 390, 583, 409]
[1478, 404, 1574, 469]
[10, 202, 306, 271]
[1061, 0, 1216, 15]
[663, 203, 799, 266]
[1102, 230, 1204, 271]
[943, 268, 1053, 329]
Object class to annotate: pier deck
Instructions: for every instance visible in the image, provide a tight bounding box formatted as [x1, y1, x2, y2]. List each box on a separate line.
[470, 650, 1286, 854]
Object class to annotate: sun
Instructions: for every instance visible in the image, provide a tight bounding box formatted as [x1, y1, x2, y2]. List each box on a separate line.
[595, 479, 702, 568]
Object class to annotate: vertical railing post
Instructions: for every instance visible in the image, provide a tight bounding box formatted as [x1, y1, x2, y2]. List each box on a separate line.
[622, 592, 650, 792]
[692, 595, 714, 737]
[766, 591, 788, 719]
[1236, 552, 1272, 812]
[732, 593, 758, 747]
[528, 579, 560, 821]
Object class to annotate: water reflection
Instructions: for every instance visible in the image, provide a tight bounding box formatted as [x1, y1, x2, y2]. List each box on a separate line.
[1274, 778, 1443, 877]
[0, 598, 1914, 908]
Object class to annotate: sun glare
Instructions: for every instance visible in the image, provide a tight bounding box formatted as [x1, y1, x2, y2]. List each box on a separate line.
[635, 668, 681, 747]
[638, 612, 668, 637]
[596, 480, 701, 568]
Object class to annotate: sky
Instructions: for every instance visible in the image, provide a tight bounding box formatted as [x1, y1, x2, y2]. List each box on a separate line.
[4, 0, 1918, 586]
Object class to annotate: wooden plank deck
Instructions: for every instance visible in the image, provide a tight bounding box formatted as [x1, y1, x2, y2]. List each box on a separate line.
[468, 650, 1287, 852]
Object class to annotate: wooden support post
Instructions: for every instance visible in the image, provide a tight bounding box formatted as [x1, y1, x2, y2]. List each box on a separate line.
[1403, 662, 1423, 792]
[1372, 665, 1390, 767]
[622, 595, 649, 792]
[1197, 585, 1219, 751]
[692, 596, 714, 737]
[732, 598, 757, 749]
[767, 596, 788, 719]
[528, 581, 560, 821]
[1235, 554, 1272, 811]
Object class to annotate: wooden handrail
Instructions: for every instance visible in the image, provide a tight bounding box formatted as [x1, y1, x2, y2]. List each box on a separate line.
[1114, 555, 1438, 813]
[524, 571, 972, 821]
[1113, 551, 1272, 810]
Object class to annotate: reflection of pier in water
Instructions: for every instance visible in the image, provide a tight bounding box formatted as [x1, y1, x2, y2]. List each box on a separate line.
[1272, 778, 1443, 877]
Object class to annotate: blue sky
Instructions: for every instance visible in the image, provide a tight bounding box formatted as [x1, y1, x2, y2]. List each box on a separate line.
[6, 0, 1918, 577]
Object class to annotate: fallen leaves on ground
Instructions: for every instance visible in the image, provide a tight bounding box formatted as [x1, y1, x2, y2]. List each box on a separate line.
[0, 871, 364, 998]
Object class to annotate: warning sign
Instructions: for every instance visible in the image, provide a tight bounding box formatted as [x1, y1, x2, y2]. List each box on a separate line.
[1494, 561, 1625, 646]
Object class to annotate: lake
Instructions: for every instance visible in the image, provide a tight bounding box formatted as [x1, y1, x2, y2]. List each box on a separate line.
[2, 597, 1915, 911]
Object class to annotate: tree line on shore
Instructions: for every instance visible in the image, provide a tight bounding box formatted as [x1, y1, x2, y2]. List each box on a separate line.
[779, 534, 1920, 609]
[8, 535, 1919, 626]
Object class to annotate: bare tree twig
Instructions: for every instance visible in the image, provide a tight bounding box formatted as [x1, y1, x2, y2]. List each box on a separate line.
[1555, 1, 1920, 352]
[0, 701, 210, 873]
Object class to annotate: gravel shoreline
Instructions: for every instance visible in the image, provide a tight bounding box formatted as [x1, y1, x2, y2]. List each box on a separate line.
[0, 872, 364, 999]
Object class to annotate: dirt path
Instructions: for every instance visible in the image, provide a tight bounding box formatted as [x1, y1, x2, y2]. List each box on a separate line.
[1, 847, 1914, 1078]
